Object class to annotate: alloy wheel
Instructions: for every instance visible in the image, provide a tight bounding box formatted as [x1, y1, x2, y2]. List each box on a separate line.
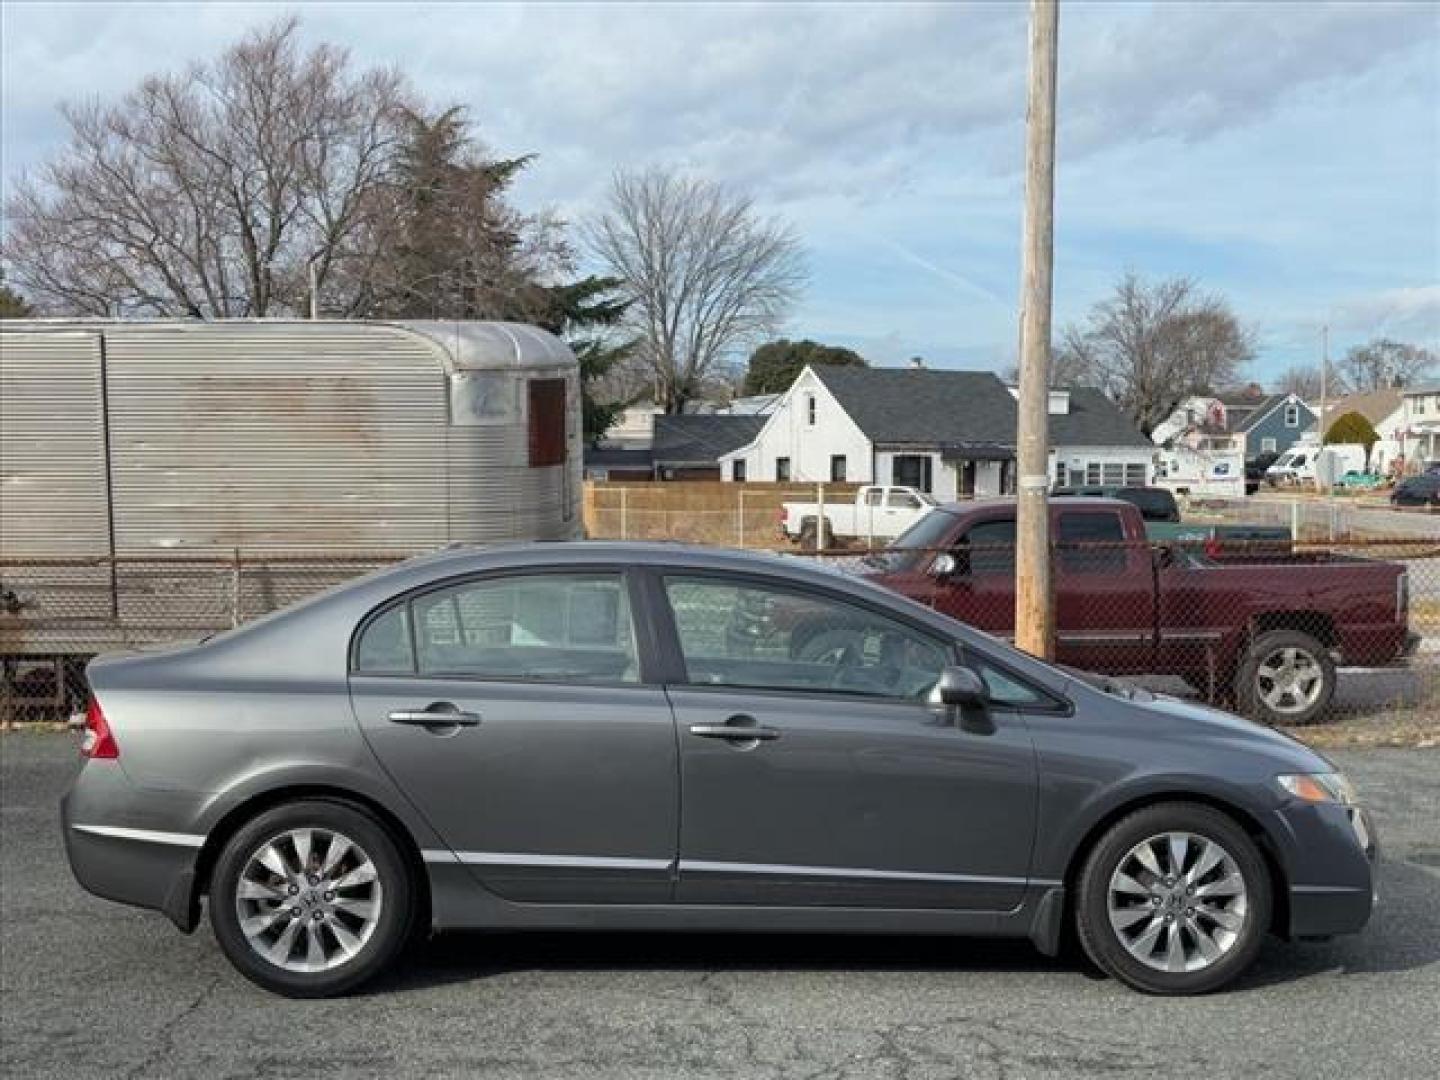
[1255, 646, 1324, 716]
[234, 828, 384, 973]
[1106, 831, 1249, 974]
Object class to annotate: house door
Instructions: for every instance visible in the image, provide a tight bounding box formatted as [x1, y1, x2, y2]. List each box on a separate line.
[958, 461, 976, 497]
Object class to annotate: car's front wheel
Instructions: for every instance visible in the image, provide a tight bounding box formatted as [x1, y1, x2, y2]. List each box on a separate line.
[1076, 802, 1271, 995]
[209, 799, 416, 997]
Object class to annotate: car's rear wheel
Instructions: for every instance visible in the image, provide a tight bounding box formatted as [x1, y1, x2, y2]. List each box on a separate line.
[1236, 629, 1335, 726]
[1076, 802, 1271, 995]
[209, 800, 415, 997]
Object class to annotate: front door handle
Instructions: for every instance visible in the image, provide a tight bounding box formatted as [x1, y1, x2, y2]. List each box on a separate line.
[388, 703, 481, 727]
[688, 721, 780, 741]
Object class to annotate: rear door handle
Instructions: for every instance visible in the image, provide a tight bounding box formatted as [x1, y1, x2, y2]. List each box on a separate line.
[688, 722, 780, 741]
[388, 703, 481, 727]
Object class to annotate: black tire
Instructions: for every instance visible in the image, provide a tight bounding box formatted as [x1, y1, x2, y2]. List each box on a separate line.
[1235, 629, 1335, 726]
[1075, 802, 1272, 995]
[209, 799, 416, 997]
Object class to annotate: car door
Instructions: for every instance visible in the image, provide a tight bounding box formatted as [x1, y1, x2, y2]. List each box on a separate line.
[932, 518, 1017, 638]
[347, 568, 677, 904]
[656, 571, 1039, 911]
[1053, 510, 1155, 674]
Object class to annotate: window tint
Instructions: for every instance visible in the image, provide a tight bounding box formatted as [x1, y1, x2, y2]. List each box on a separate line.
[355, 604, 415, 673]
[411, 574, 639, 682]
[962, 520, 1016, 575]
[1058, 512, 1127, 573]
[664, 577, 948, 700]
[887, 490, 921, 509]
[864, 487, 885, 506]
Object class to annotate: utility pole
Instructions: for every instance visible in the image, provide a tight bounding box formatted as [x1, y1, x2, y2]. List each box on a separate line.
[1014, 0, 1060, 660]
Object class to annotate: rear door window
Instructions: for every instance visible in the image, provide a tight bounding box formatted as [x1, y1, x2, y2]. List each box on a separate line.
[1057, 512, 1127, 574]
[359, 573, 641, 683]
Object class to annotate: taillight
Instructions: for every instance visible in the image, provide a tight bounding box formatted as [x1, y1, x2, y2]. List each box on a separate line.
[81, 696, 119, 760]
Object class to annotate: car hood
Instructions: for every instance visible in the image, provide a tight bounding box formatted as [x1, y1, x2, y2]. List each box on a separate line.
[1066, 674, 1330, 771]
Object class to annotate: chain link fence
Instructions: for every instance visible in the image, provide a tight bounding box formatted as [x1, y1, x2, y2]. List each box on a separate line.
[2, 535, 1436, 730]
[1, 554, 403, 724]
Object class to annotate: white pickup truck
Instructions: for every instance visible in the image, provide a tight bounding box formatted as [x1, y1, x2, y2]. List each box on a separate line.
[781, 485, 938, 547]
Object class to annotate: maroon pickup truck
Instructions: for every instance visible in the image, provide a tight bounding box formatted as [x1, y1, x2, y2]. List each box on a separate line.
[865, 497, 1414, 725]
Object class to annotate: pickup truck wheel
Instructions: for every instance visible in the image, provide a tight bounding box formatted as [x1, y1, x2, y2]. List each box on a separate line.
[1236, 630, 1335, 726]
[796, 518, 832, 550]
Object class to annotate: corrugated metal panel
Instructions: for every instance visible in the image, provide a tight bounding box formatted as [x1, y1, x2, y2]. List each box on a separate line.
[102, 323, 452, 554]
[2, 319, 582, 563]
[0, 331, 111, 558]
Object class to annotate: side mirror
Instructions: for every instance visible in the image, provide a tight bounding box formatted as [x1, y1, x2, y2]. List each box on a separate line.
[930, 553, 958, 577]
[936, 665, 987, 708]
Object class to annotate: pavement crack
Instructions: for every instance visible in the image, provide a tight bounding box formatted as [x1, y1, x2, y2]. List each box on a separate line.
[121, 974, 222, 1080]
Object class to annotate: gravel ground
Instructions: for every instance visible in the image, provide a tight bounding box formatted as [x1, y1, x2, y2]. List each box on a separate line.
[2, 731, 1438, 1080]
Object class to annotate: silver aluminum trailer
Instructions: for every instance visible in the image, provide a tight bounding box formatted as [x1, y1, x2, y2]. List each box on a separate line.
[0, 320, 581, 699]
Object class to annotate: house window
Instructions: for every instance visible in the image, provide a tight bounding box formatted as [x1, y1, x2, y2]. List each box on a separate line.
[732, 459, 747, 482]
[830, 454, 847, 482]
[1084, 463, 1102, 486]
[1123, 462, 1148, 486]
[775, 457, 791, 482]
[1261, 437, 1277, 454]
[1284, 403, 1301, 427]
[807, 395, 817, 427]
[1101, 462, 1125, 486]
[1417, 397, 1428, 416]
[892, 454, 933, 493]
[1053, 461, 1067, 489]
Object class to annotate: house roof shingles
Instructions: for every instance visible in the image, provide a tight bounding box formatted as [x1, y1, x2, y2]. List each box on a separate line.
[811, 367, 1149, 449]
[651, 414, 767, 466]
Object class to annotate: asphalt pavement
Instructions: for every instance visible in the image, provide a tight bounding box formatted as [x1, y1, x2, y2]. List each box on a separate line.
[2, 732, 1438, 1079]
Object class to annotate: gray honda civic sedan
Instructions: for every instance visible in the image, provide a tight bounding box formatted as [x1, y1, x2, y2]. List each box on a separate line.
[63, 542, 1375, 997]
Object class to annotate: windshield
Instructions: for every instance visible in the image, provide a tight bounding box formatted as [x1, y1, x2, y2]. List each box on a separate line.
[1271, 453, 1295, 468]
[863, 508, 960, 572]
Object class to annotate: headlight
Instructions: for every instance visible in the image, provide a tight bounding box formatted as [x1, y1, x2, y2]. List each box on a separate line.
[1277, 772, 1357, 805]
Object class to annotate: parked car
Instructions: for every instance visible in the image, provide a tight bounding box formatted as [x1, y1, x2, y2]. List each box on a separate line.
[1390, 473, 1440, 508]
[1052, 485, 1180, 523]
[781, 484, 936, 547]
[1245, 453, 1281, 495]
[65, 542, 1376, 997]
[866, 498, 1414, 725]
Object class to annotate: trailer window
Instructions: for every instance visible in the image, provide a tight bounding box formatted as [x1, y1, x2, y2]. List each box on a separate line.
[528, 378, 567, 467]
[450, 371, 516, 425]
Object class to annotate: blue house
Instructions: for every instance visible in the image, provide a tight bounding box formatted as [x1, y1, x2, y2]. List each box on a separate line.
[1224, 391, 1316, 460]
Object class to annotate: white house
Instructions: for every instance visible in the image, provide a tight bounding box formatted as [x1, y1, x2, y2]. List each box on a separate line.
[718, 365, 1153, 497]
[1319, 389, 1406, 473]
[1399, 383, 1440, 470]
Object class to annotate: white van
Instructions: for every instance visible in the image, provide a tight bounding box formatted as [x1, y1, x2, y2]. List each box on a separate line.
[1264, 448, 1315, 486]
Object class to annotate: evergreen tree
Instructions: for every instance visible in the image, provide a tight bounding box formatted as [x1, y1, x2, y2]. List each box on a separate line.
[743, 338, 864, 396]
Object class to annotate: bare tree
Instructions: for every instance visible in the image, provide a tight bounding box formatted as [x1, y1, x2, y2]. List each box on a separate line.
[1054, 273, 1254, 435]
[1275, 363, 1332, 400]
[1341, 338, 1437, 392]
[3, 18, 409, 317]
[586, 169, 806, 413]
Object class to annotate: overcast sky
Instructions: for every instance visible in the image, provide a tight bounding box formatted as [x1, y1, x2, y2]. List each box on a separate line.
[3, 1, 1437, 380]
